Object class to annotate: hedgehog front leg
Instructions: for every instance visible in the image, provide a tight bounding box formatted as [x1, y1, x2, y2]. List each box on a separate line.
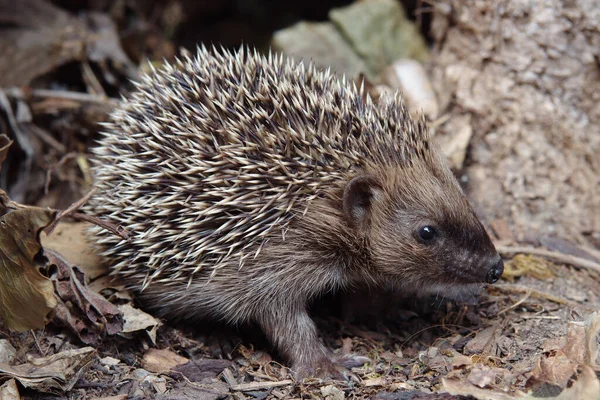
[257, 304, 368, 379]
[257, 305, 339, 379]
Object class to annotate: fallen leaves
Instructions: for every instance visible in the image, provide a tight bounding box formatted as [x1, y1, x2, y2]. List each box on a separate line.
[40, 222, 107, 280]
[527, 312, 600, 395]
[46, 249, 123, 345]
[117, 303, 162, 345]
[442, 311, 600, 399]
[0, 347, 95, 393]
[142, 349, 189, 373]
[0, 191, 57, 331]
[0, 0, 136, 87]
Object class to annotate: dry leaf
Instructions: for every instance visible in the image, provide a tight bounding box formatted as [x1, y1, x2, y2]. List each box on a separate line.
[46, 249, 123, 345]
[0, 339, 16, 364]
[553, 365, 600, 400]
[584, 312, 600, 368]
[0, 191, 57, 331]
[321, 384, 345, 400]
[0, 379, 20, 400]
[142, 349, 189, 373]
[173, 359, 232, 383]
[0, 347, 94, 393]
[41, 222, 107, 281]
[528, 349, 578, 390]
[118, 303, 162, 344]
[467, 365, 496, 388]
[0, 0, 135, 87]
[442, 376, 526, 399]
[463, 326, 497, 355]
[363, 377, 386, 387]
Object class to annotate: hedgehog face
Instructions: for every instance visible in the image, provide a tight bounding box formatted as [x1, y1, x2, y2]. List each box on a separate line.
[343, 164, 503, 287]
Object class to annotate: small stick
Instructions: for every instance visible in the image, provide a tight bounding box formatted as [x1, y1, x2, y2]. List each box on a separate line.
[8, 88, 119, 106]
[45, 187, 97, 235]
[492, 284, 598, 311]
[68, 212, 129, 240]
[497, 245, 600, 274]
[230, 380, 293, 392]
[498, 288, 532, 315]
[44, 188, 129, 240]
[44, 151, 77, 194]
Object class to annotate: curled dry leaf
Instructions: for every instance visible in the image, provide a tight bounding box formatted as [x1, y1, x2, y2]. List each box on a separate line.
[0, 347, 95, 394]
[564, 311, 600, 368]
[527, 311, 600, 396]
[117, 303, 162, 345]
[0, 191, 57, 332]
[528, 349, 578, 390]
[45, 249, 123, 345]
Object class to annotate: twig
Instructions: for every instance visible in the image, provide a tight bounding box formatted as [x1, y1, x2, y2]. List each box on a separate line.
[7, 87, 118, 107]
[230, 380, 293, 392]
[44, 188, 129, 240]
[44, 151, 78, 194]
[45, 187, 97, 235]
[81, 61, 106, 97]
[492, 284, 598, 311]
[498, 288, 532, 315]
[67, 212, 129, 240]
[497, 245, 600, 274]
[29, 124, 66, 153]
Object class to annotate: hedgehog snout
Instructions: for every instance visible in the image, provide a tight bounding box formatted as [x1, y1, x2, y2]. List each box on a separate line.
[485, 256, 504, 284]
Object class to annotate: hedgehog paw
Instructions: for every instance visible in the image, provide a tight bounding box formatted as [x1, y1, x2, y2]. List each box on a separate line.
[293, 354, 369, 381]
[293, 358, 347, 381]
[333, 353, 371, 369]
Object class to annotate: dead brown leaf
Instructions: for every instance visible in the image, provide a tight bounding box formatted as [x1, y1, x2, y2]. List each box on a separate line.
[0, 379, 20, 400]
[467, 364, 496, 388]
[528, 349, 578, 390]
[463, 326, 497, 356]
[553, 365, 600, 400]
[562, 312, 600, 368]
[46, 249, 123, 345]
[0, 191, 57, 332]
[142, 349, 189, 374]
[40, 222, 107, 281]
[442, 376, 526, 399]
[0, 347, 95, 393]
[0, 0, 136, 87]
[117, 303, 162, 344]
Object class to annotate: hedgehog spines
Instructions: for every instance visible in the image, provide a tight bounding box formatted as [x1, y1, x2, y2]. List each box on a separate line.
[88, 46, 434, 287]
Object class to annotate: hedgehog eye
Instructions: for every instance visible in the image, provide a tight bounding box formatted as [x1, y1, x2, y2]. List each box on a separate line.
[417, 226, 437, 242]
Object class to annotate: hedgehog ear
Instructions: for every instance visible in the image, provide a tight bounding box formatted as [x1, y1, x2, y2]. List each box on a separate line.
[343, 176, 381, 230]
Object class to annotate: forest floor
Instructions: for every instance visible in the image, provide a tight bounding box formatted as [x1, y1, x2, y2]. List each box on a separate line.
[0, 1, 598, 399]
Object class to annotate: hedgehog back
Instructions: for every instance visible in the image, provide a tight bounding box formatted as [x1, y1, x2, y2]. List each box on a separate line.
[88, 47, 427, 287]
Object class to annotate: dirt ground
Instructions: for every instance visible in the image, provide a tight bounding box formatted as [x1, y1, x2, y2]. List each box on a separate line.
[0, 1, 598, 399]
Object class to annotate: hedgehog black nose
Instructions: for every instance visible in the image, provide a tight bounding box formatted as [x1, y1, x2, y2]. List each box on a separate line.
[486, 257, 504, 284]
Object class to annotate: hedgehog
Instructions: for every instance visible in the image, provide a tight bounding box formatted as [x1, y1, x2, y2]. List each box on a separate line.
[87, 46, 504, 379]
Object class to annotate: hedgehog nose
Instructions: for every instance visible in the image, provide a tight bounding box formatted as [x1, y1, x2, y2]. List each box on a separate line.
[486, 257, 504, 284]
